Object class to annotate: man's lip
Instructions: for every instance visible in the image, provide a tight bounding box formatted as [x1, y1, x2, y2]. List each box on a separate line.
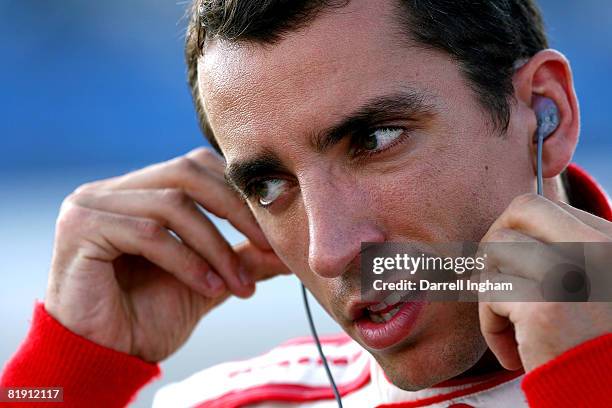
[347, 301, 379, 321]
[355, 298, 426, 350]
[346, 289, 421, 321]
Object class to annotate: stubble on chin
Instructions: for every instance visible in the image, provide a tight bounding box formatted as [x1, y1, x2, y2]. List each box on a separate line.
[371, 302, 488, 391]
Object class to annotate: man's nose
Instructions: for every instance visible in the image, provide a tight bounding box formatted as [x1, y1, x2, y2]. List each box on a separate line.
[303, 178, 386, 279]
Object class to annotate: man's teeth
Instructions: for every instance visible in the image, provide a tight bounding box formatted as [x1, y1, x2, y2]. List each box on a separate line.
[368, 302, 388, 312]
[368, 292, 403, 312]
[368, 304, 401, 323]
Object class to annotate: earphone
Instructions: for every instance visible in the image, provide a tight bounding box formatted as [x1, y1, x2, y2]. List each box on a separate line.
[301, 96, 560, 408]
[533, 96, 560, 195]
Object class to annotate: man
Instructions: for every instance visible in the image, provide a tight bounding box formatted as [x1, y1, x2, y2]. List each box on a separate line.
[2, 0, 611, 407]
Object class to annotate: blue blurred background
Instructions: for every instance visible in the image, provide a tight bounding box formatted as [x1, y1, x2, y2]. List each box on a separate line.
[0, 1, 610, 406]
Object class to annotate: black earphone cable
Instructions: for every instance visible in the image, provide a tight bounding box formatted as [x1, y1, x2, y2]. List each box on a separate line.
[301, 283, 344, 408]
[537, 130, 544, 196]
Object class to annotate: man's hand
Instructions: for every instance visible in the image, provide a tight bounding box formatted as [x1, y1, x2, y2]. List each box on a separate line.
[478, 193, 612, 372]
[44, 147, 289, 363]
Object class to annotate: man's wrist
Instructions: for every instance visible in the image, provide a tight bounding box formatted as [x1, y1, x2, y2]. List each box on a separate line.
[1, 302, 161, 407]
[521, 332, 612, 408]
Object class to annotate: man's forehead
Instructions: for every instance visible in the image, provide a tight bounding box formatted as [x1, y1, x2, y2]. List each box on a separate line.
[196, 0, 444, 162]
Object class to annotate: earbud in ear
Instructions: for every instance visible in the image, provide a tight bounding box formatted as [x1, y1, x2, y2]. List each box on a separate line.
[532, 96, 560, 196]
[533, 95, 560, 142]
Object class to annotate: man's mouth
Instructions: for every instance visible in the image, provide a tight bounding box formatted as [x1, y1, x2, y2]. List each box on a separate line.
[350, 291, 426, 350]
[366, 301, 404, 323]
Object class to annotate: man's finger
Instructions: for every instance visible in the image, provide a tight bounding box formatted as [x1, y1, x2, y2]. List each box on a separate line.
[70, 188, 255, 298]
[68, 204, 227, 298]
[77, 149, 271, 251]
[556, 200, 612, 235]
[234, 241, 291, 283]
[479, 302, 523, 371]
[479, 229, 571, 283]
[478, 270, 542, 302]
[482, 194, 609, 244]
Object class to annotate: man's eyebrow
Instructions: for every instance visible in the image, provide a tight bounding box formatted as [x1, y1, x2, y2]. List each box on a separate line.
[224, 89, 435, 194]
[225, 151, 287, 194]
[312, 89, 436, 153]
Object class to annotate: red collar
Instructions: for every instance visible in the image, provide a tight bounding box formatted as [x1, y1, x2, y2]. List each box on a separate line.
[565, 163, 612, 221]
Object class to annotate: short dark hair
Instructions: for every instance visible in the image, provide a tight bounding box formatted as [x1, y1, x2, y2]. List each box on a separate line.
[185, 0, 548, 151]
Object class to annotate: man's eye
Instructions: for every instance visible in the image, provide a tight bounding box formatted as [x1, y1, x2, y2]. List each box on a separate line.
[251, 179, 288, 207]
[361, 127, 405, 152]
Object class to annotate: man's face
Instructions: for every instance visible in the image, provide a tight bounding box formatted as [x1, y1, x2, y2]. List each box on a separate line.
[199, 0, 535, 389]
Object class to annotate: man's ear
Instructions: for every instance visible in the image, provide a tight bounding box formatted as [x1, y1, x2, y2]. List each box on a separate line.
[513, 49, 580, 178]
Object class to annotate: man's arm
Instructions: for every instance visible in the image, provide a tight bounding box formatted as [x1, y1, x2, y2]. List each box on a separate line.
[522, 332, 612, 408]
[1, 303, 160, 407]
[1, 148, 288, 407]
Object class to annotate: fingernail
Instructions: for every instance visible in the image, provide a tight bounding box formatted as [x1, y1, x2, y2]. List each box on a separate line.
[206, 271, 225, 291]
[239, 266, 253, 287]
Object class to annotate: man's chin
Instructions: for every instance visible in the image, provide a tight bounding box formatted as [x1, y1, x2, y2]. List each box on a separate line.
[367, 333, 489, 391]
